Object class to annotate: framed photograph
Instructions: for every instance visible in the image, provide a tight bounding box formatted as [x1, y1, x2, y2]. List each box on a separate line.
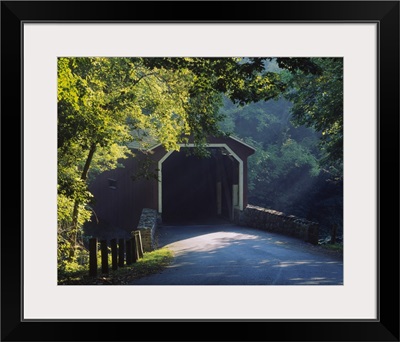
[2, 1, 398, 341]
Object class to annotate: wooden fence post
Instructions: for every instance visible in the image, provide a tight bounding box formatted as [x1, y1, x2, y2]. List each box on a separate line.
[89, 238, 98, 277]
[100, 240, 109, 274]
[130, 237, 137, 263]
[133, 231, 143, 259]
[111, 239, 118, 270]
[126, 239, 132, 265]
[118, 238, 125, 267]
[138, 231, 143, 258]
[137, 232, 144, 258]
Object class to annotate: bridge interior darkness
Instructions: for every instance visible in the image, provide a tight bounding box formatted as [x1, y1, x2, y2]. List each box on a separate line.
[162, 147, 238, 225]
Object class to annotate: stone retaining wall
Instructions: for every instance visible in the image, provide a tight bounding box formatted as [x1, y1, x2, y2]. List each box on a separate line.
[236, 205, 319, 245]
[133, 208, 158, 252]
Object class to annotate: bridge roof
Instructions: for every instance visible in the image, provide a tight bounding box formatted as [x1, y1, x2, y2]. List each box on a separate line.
[127, 130, 256, 155]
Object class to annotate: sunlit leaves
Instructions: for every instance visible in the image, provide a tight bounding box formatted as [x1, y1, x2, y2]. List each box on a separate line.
[57, 57, 201, 261]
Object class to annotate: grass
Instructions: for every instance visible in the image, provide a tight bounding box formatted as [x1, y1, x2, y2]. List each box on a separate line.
[58, 247, 174, 285]
[321, 242, 343, 252]
[318, 242, 343, 259]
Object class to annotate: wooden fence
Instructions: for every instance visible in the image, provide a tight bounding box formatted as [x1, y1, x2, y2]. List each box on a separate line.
[89, 230, 143, 277]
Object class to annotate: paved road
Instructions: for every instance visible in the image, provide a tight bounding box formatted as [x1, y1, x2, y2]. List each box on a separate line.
[129, 224, 343, 285]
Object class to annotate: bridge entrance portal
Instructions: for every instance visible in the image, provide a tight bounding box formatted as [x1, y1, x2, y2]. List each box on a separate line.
[161, 147, 239, 224]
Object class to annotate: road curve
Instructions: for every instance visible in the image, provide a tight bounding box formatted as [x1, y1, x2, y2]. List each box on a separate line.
[129, 224, 343, 285]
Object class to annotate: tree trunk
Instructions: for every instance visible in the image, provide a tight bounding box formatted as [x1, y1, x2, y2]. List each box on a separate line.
[69, 143, 97, 260]
[81, 143, 97, 182]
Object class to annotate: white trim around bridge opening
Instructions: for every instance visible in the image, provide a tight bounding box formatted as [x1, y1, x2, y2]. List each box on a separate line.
[158, 143, 244, 214]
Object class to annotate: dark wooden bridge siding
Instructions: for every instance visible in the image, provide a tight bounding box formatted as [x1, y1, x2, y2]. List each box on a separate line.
[89, 152, 157, 233]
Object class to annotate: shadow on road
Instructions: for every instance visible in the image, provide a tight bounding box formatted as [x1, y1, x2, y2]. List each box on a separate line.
[131, 224, 343, 285]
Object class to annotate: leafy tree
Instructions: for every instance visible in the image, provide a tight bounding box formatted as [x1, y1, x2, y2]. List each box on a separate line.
[219, 97, 322, 216]
[58, 57, 198, 264]
[218, 57, 343, 231]
[283, 57, 343, 179]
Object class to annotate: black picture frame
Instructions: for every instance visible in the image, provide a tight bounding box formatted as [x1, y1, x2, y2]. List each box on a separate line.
[1, 1, 398, 341]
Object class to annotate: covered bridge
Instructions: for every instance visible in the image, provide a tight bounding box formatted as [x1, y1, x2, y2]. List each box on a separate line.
[88, 135, 255, 235]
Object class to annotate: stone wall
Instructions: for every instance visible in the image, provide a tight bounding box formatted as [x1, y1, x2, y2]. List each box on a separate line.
[236, 205, 319, 245]
[133, 208, 158, 252]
